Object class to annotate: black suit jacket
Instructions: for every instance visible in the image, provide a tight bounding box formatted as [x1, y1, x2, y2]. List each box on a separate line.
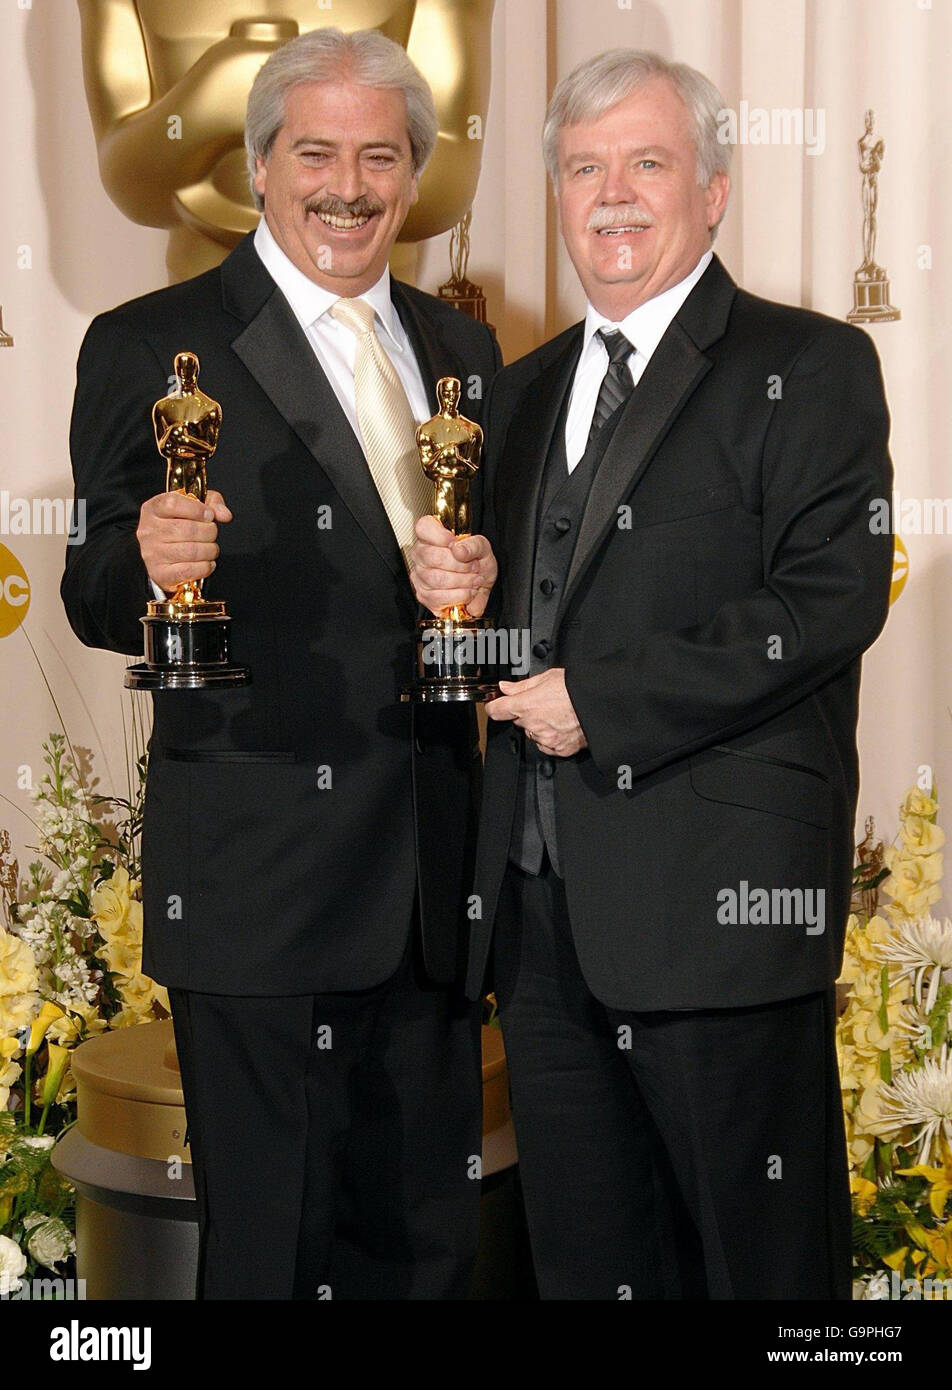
[63, 232, 501, 995]
[468, 255, 893, 1010]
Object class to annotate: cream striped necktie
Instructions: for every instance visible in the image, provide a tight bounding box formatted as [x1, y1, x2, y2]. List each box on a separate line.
[329, 297, 432, 566]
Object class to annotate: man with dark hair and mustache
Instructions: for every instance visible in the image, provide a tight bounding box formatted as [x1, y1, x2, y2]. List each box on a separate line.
[62, 27, 499, 1299]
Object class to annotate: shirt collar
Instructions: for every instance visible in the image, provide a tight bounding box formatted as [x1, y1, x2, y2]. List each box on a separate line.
[253, 217, 402, 350]
[582, 249, 714, 362]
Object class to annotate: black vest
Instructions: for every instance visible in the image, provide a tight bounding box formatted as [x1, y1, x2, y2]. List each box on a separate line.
[509, 375, 627, 875]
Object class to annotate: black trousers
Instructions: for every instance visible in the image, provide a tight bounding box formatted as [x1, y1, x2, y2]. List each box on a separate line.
[168, 933, 483, 1300]
[493, 858, 852, 1301]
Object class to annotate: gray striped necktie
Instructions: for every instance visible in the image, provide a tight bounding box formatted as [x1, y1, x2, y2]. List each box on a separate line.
[587, 328, 636, 447]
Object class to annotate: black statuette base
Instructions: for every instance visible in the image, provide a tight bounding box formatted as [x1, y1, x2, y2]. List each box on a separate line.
[125, 614, 250, 691]
[401, 617, 500, 705]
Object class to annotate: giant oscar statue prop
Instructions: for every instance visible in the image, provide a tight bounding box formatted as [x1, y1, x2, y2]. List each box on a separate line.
[78, 3, 494, 283]
[403, 377, 499, 703]
[125, 351, 250, 690]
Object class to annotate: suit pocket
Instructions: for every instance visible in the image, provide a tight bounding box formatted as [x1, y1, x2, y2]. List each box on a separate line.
[625, 482, 742, 530]
[690, 745, 832, 828]
[162, 748, 296, 764]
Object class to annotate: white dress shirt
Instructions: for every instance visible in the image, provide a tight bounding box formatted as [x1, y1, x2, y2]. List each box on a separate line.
[564, 249, 713, 472]
[151, 219, 431, 598]
[252, 217, 432, 431]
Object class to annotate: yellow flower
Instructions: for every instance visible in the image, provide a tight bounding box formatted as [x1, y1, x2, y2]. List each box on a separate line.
[0, 928, 38, 998]
[882, 848, 943, 919]
[917, 1220, 952, 1277]
[90, 866, 132, 936]
[896, 1164, 952, 1220]
[47, 1001, 107, 1045]
[851, 1176, 878, 1215]
[120, 972, 156, 1008]
[103, 937, 142, 979]
[26, 1000, 65, 1056]
[0, 1037, 21, 1110]
[901, 789, 939, 821]
[125, 898, 143, 938]
[110, 1004, 153, 1029]
[40, 1043, 70, 1107]
[900, 816, 946, 856]
[0, 992, 36, 1038]
[854, 1083, 884, 1135]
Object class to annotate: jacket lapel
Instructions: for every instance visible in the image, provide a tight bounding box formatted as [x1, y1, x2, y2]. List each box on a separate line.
[557, 256, 737, 626]
[497, 330, 583, 631]
[391, 280, 467, 412]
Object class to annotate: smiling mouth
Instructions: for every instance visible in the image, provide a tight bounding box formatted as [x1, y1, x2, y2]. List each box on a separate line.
[314, 211, 374, 231]
[596, 225, 650, 236]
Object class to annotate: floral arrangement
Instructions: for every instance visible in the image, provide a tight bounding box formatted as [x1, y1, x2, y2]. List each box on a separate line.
[0, 728, 167, 1296]
[838, 783, 952, 1299]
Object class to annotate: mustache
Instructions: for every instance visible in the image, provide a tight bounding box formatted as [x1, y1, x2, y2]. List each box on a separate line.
[587, 205, 655, 231]
[305, 194, 385, 219]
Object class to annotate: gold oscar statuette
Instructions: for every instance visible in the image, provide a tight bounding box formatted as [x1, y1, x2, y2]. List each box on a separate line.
[401, 376, 499, 703]
[124, 351, 250, 690]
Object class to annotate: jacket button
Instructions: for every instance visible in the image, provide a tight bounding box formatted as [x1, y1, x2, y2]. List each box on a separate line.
[554, 517, 572, 534]
[539, 759, 554, 778]
[509, 733, 519, 753]
[539, 578, 556, 597]
[532, 640, 551, 660]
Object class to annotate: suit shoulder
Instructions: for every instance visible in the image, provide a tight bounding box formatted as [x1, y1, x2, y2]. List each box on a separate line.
[731, 287, 879, 363]
[393, 280, 496, 355]
[85, 264, 224, 343]
[494, 322, 582, 396]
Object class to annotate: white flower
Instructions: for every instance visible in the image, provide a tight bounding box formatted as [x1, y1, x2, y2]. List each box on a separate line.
[862, 1271, 891, 1300]
[22, 1213, 74, 1271]
[869, 1045, 952, 1164]
[18, 1135, 55, 1151]
[0, 1235, 26, 1296]
[50, 870, 72, 899]
[878, 915, 952, 1012]
[895, 1005, 936, 1054]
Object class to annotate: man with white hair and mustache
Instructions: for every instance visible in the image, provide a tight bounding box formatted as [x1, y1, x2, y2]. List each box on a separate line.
[412, 49, 893, 1298]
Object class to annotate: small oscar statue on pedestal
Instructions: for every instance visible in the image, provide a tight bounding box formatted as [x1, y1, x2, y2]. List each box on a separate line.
[125, 350, 250, 690]
[402, 376, 499, 703]
[438, 211, 494, 331]
[847, 110, 900, 324]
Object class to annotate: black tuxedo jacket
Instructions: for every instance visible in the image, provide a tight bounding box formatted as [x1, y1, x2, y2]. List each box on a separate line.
[63, 232, 500, 995]
[468, 255, 893, 1010]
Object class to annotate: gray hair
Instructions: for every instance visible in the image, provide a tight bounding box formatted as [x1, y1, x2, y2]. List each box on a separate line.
[542, 49, 731, 190]
[245, 27, 438, 210]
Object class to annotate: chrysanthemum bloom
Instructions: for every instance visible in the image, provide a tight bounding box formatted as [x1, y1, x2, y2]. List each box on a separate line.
[871, 1046, 952, 1165]
[877, 915, 952, 1013]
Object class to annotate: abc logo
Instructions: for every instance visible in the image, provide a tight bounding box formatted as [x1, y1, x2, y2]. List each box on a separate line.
[0, 543, 30, 636]
[890, 536, 908, 606]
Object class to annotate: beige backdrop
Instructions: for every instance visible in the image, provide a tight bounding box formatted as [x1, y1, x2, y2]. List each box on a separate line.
[1, 0, 948, 885]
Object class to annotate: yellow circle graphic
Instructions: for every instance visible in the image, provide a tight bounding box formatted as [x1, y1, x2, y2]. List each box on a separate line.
[0, 543, 30, 636]
[890, 535, 908, 606]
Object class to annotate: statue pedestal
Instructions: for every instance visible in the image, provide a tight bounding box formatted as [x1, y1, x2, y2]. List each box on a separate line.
[53, 1019, 519, 1299]
[847, 264, 900, 323]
